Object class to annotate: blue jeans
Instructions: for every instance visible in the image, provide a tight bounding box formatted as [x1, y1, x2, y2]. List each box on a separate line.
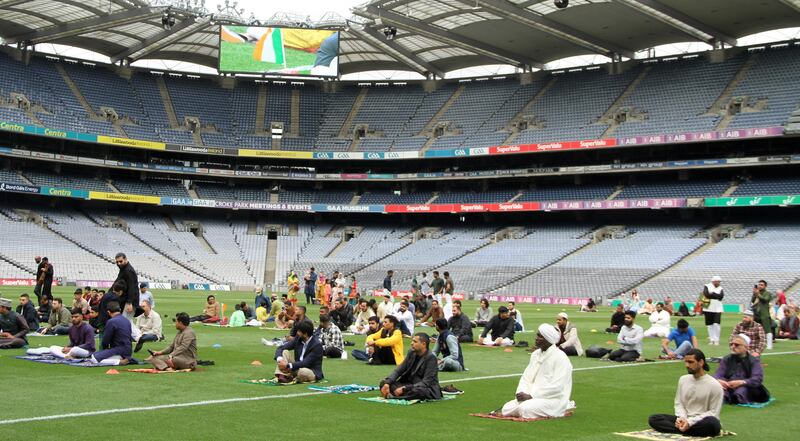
[664, 340, 694, 358]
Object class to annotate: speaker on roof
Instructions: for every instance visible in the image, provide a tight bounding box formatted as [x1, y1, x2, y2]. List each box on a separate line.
[554, 0, 569, 8]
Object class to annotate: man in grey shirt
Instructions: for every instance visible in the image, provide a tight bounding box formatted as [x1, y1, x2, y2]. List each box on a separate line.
[609, 310, 643, 362]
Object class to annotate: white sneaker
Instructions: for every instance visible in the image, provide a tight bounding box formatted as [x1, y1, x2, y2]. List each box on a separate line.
[261, 338, 271, 347]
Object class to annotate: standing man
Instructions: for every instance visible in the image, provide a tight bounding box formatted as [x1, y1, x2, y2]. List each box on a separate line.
[27, 308, 95, 359]
[149, 312, 197, 371]
[114, 253, 140, 316]
[419, 272, 431, 296]
[0, 298, 29, 349]
[430, 271, 444, 301]
[609, 310, 643, 362]
[304, 267, 317, 305]
[499, 324, 574, 418]
[751, 280, 773, 350]
[648, 349, 723, 437]
[443, 272, 454, 298]
[34, 256, 54, 304]
[379, 333, 441, 400]
[383, 270, 394, 295]
[701, 276, 724, 346]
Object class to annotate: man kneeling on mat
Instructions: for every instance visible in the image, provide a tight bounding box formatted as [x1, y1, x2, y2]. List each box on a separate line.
[379, 332, 442, 400]
[649, 349, 723, 437]
[148, 312, 197, 371]
[274, 320, 324, 383]
[27, 308, 95, 359]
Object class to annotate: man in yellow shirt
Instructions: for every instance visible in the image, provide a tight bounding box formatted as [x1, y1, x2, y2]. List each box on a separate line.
[366, 315, 404, 366]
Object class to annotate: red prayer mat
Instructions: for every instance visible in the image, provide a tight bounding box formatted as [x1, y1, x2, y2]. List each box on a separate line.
[469, 411, 574, 422]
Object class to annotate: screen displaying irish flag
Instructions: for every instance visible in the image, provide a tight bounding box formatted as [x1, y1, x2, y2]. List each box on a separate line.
[219, 25, 339, 77]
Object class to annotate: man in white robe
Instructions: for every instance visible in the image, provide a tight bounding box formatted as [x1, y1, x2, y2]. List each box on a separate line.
[500, 323, 575, 418]
[644, 302, 671, 338]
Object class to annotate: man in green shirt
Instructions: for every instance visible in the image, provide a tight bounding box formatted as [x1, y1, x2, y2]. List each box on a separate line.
[431, 271, 445, 299]
[229, 303, 246, 327]
[751, 280, 773, 350]
[268, 295, 282, 323]
[38, 297, 71, 335]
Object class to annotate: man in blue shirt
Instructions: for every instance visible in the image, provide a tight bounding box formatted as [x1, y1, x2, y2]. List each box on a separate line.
[661, 319, 698, 360]
[92, 301, 132, 366]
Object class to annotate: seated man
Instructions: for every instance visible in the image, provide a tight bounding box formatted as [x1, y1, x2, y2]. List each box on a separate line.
[379, 332, 441, 400]
[729, 310, 766, 357]
[366, 315, 404, 366]
[499, 324, 574, 418]
[36, 296, 52, 324]
[478, 306, 515, 347]
[640, 298, 657, 315]
[660, 319, 698, 360]
[317, 314, 344, 358]
[0, 298, 29, 349]
[644, 302, 671, 338]
[92, 302, 132, 366]
[508, 302, 524, 332]
[555, 313, 583, 356]
[777, 306, 798, 340]
[274, 320, 323, 383]
[256, 301, 269, 324]
[609, 311, 644, 362]
[139, 283, 155, 309]
[148, 312, 197, 371]
[72, 289, 90, 316]
[391, 300, 415, 337]
[473, 298, 492, 328]
[37, 297, 71, 335]
[349, 300, 372, 334]
[228, 303, 247, 327]
[266, 294, 281, 323]
[189, 295, 222, 323]
[606, 304, 626, 333]
[448, 304, 473, 343]
[133, 299, 163, 353]
[416, 299, 443, 328]
[16, 294, 39, 330]
[580, 298, 597, 313]
[27, 308, 95, 359]
[649, 349, 723, 437]
[713, 334, 770, 405]
[330, 297, 354, 331]
[433, 318, 464, 372]
[275, 301, 297, 330]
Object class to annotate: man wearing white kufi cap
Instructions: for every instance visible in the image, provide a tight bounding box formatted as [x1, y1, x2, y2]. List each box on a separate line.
[700, 276, 724, 345]
[498, 324, 575, 419]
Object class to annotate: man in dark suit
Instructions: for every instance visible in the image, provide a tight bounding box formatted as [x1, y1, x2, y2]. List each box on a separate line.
[114, 253, 140, 316]
[274, 320, 324, 383]
[380, 332, 442, 400]
[34, 256, 54, 304]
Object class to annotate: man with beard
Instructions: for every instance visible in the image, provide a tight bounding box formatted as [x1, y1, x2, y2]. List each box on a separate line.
[379, 333, 441, 400]
[0, 298, 29, 349]
[606, 304, 626, 333]
[497, 324, 574, 418]
[16, 294, 39, 330]
[729, 310, 765, 357]
[751, 280, 773, 350]
[448, 304, 474, 343]
[114, 253, 140, 316]
[648, 349, 723, 437]
[713, 334, 770, 405]
[609, 311, 643, 362]
[701, 276, 724, 346]
[555, 313, 583, 356]
[27, 308, 95, 359]
[33, 256, 54, 304]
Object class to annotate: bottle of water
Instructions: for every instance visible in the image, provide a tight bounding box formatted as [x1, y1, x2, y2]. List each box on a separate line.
[341, 350, 348, 360]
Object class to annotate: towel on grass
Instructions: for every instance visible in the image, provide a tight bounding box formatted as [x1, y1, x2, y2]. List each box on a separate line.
[358, 395, 456, 405]
[470, 411, 574, 422]
[15, 354, 139, 367]
[614, 429, 736, 440]
[125, 368, 194, 374]
[736, 397, 775, 408]
[240, 378, 328, 386]
[308, 384, 379, 394]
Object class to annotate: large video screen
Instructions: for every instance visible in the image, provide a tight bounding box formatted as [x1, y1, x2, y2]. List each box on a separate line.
[219, 26, 339, 77]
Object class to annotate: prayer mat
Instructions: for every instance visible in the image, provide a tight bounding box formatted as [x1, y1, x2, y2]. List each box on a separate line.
[15, 354, 105, 367]
[125, 368, 194, 374]
[240, 378, 328, 386]
[28, 333, 59, 337]
[307, 384, 379, 394]
[599, 357, 657, 363]
[736, 397, 775, 408]
[469, 411, 574, 422]
[357, 395, 456, 405]
[614, 429, 736, 440]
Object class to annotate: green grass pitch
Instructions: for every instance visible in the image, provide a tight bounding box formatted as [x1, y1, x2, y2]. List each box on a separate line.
[219, 40, 318, 75]
[0, 286, 796, 440]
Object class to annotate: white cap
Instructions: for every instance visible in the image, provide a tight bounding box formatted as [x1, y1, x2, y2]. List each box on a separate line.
[737, 333, 751, 346]
[711, 276, 722, 282]
[557, 312, 569, 320]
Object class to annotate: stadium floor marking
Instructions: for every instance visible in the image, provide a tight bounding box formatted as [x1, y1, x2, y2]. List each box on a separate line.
[0, 351, 794, 426]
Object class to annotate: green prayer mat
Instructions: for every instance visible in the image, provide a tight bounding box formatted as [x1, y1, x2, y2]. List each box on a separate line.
[614, 429, 736, 440]
[736, 396, 775, 408]
[240, 378, 328, 386]
[358, 395, 456, 405]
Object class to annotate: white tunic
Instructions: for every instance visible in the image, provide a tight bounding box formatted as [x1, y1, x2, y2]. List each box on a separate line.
[501, 345, 574, 418]
[703, 283, 724, 314]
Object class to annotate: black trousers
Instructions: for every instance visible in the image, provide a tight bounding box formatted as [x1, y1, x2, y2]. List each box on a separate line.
[379, 380, 438, 400]
[323, 347, 343, 358]
[561, 346, 578, 356]
[648, 414, 721, 437]
[458, 334, 473, 343]
[704, 311, 722, 326]
[369, 346, 396, 365]
[608, 349, 639, 362]
[189, 314, 210, 322]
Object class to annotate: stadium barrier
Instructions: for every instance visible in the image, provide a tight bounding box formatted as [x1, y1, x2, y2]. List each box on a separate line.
[484, 295, 585, 305]
[187, 283, 232, 291]
[0, 118, 784, 162]
[610, 300, 742, 313]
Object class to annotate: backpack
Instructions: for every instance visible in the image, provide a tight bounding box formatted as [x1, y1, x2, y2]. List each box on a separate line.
[585, 345, 611, 358]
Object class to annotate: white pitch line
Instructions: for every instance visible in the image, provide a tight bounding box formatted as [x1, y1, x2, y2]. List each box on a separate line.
[0, 351, 795, 426]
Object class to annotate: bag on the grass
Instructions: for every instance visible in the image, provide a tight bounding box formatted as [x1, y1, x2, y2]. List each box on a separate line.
[585, 345, 611, 358]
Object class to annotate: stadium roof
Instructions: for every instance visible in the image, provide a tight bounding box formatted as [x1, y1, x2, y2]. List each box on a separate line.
[1, 0, 799, 77]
